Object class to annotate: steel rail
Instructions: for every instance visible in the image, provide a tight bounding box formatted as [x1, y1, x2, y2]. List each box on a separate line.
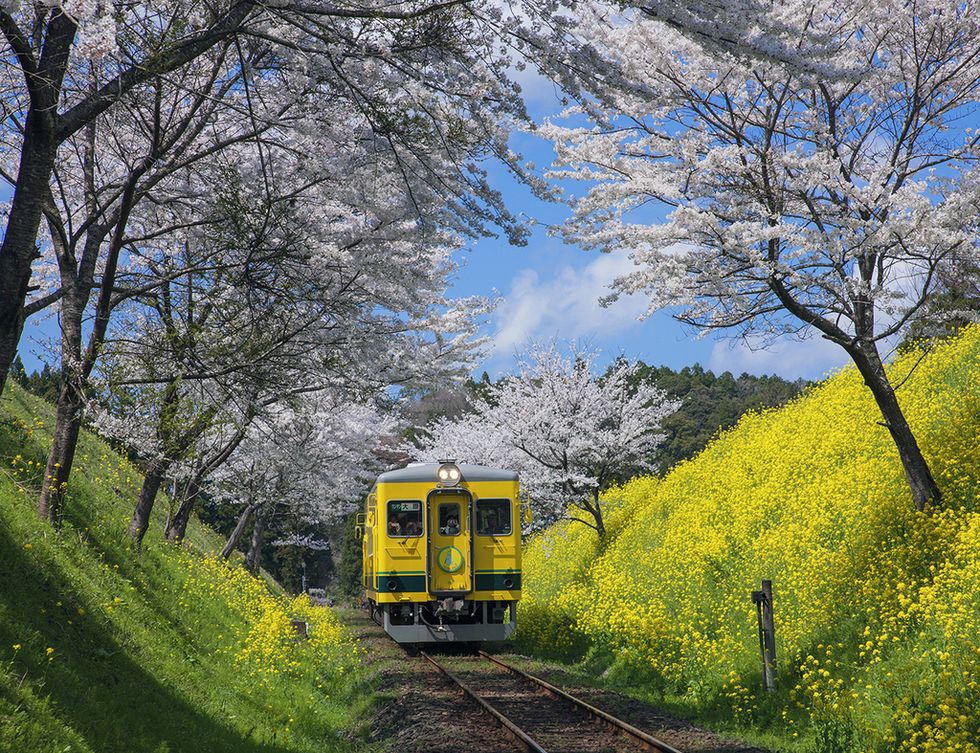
[479, 651, 685, 753]
[419, 651, 547, 753]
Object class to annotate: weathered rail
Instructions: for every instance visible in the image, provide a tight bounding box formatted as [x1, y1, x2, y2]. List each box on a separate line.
[419, 650, 547, 753]
[418, 648, 684, 753]
[480, 651, 684, 753]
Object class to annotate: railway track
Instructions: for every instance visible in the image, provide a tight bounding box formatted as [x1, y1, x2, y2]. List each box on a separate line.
[419, 649, 684, 753]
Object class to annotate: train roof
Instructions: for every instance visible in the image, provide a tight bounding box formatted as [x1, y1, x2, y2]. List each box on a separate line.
[375, 463, 518, 485]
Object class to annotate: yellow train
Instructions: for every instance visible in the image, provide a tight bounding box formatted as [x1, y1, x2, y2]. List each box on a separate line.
[359, 460, 525, 643]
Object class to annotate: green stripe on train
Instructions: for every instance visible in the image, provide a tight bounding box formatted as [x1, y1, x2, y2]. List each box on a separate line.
[375, 570, 425, 575]
[375, 574, 427, 592]
[474, 572, 522, 590]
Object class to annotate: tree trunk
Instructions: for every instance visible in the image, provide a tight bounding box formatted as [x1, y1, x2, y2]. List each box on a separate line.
[37, 380, 85, 524]
[37, 284, 87, 523]
[128, 457, 171, 547]
[0, 138, 59, 394]
[164, 475, 201, 545]
[222, 504, 257, 560]
[129, 380, 186, 546]
[0, 12, 78, 394]
[592, 488, 606, 537]
[246, 508, 266, 574]
[849, 341, 941, 511]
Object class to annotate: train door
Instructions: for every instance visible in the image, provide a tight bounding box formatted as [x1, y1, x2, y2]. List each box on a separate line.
[427, 492, 472, 594]
[363, 497, 376, 592]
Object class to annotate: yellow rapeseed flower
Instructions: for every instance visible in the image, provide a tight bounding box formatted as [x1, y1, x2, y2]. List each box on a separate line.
[520, 325, 980, 752]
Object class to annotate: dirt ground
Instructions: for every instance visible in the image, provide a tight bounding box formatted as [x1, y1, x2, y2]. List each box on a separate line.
[344, 609, 514, 752]
[341, 609, 771, 753]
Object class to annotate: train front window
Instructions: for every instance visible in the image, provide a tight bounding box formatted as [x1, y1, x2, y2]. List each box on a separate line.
[438, 503, 461, 535]
[476, 499, 512, 536]
[387, 500, 422, 537]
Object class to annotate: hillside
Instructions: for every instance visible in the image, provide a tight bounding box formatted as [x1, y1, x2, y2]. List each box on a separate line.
[628, 363, 807, 471]
[518, 328, 980, 753]
[0, 384, 367, 753]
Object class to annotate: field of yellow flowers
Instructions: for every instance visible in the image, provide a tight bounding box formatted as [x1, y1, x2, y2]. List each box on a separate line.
[518, 327, 980, 753]
[179, 554, 362, 692]
[0, 383, 368, 753]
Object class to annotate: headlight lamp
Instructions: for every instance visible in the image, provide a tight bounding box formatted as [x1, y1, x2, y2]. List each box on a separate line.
[436, 460, 462, 487]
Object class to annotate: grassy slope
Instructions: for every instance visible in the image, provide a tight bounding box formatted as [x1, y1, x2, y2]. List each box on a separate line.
[518, 328, 980, 753]
[0, 384, 368, 753]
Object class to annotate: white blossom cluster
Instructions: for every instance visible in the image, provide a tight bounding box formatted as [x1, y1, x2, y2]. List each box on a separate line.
[541, 0, 980, 346]
[417, 341, 680, 532]
[209, 396, 396, 526]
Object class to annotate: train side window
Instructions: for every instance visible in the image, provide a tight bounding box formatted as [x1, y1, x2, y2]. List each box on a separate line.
[438, 503, 461, 535]
[476, 499, 512, 536]
[387, 500, 423, 537]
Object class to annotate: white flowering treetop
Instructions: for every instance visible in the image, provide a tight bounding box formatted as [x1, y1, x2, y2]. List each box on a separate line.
[541, 0, 980, 511]
[0, 0, 590, 398]
[419, 342, 680, 535]
[212, 395, 395, 526]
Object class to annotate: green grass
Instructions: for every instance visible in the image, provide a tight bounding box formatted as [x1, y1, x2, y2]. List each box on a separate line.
[0, 383, 369, 753]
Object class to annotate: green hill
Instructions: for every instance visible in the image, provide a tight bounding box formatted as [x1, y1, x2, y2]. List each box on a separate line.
[0, 384, 367, 753]
[519, 327, 980, 753]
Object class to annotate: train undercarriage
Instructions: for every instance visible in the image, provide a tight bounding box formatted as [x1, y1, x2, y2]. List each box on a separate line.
[371, 598, 516, 643]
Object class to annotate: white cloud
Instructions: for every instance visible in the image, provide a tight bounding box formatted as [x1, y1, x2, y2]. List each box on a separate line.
[485, 248, 902, 383]
[488, 251, 647, 363]
[708, 334, 850, 380]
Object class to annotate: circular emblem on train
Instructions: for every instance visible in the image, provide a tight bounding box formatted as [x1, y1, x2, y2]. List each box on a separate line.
[436, 545, 464, 573]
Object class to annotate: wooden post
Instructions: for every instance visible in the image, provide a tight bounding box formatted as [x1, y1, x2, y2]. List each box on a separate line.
[752, 579, 777, 691]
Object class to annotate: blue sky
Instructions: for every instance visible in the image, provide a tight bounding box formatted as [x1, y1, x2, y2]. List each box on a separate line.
[445, 75, 851, 382]
[452, 168, 849, 382]
[16, 72, 853, 383]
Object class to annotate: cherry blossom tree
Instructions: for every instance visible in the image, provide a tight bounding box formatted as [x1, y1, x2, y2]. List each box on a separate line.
[213, 396, 394, 571]
[86, 136, 491, 545]
[418, 342, 680, 535]
[31, 49, 275, 524]
[542, 0, 980, 511]
[0, 0, 566, 394]
[28, 8, 511, 528]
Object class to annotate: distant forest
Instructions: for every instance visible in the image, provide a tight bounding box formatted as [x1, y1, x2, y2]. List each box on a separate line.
[629, 363, 808, 471]
[8, 355, 59, 404]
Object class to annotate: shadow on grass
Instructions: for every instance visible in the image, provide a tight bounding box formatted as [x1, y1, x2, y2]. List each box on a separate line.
[0, 518, 297, 753]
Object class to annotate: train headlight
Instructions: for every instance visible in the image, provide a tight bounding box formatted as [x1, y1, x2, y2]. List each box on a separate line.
[437, 461, 462, 487]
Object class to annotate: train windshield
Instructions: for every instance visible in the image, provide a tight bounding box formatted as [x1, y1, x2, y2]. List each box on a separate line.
[438, 503, 462, 535]
[476, 499, 512, 536]
[387, 500, 423, 537]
